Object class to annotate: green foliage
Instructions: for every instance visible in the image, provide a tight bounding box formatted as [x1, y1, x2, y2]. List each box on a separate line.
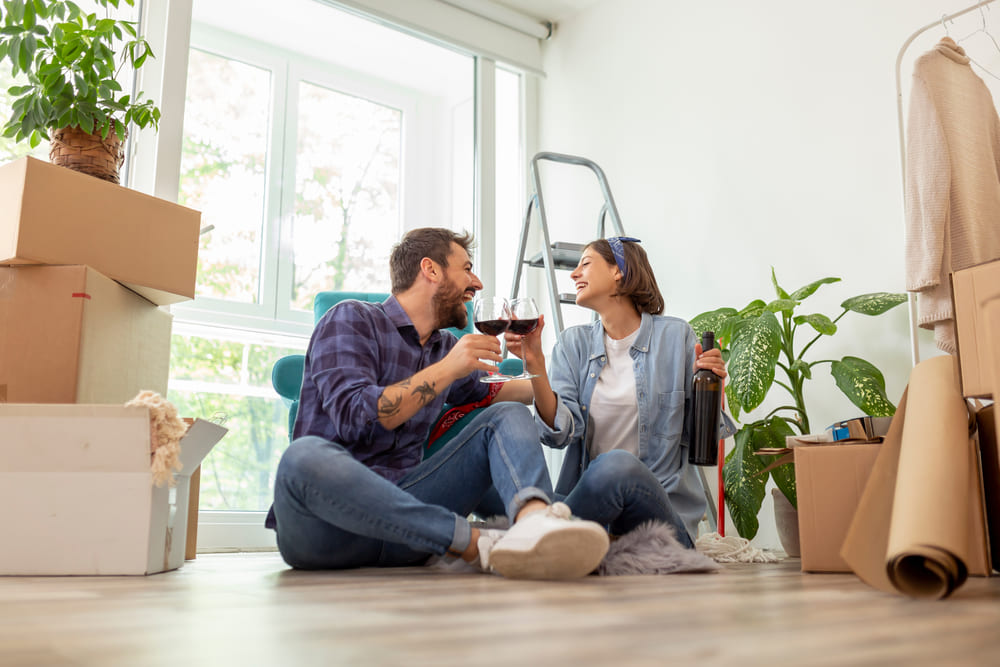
[168, 334, 302, 511]
[690, 269, 907, 539]
[0, 0, 160, 147]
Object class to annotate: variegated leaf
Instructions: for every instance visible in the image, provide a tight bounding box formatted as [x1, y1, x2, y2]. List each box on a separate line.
[830, 356, 896, 417]
[719, 315, 745, 348]
[738, 299, 767, 319]
[790, 359, 811, 380]
[771, 267, 790, 300]
[789, 276, 841, 302]
[840, 292, 907, 316]
[729, 310, 782, 412]
[726, 382, 742, 421]
[758, 418, 797, 507]
[792, 312, 837, 336]
[765, 298, 797, 315]
[689, 307, 737, 345]
[723, 427, 768, 539]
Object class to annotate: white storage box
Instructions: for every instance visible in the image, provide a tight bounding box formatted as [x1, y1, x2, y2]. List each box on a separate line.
[0, 404, 226, 575]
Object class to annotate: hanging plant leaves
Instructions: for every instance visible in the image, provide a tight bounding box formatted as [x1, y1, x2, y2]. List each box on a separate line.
[729, 310, 782, 412]
[841, 292, 907, 316]
[723, 427, 768, 539]
[831, 356, 896, 417]
[758, 418, 797, 508]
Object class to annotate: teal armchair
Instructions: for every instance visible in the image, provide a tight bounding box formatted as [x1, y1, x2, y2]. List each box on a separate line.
[271, 291, 522, 457]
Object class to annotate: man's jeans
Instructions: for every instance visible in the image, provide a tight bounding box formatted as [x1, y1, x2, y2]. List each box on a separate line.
[560, 449, 695, 548]
[271, 402, 552, 569]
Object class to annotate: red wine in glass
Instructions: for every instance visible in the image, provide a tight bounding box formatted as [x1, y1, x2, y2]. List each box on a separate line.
[508, 297, 541, 379]
[475, 319, 511, 336]
[473, 297, 512, 383]
[507, 318, 539, 335]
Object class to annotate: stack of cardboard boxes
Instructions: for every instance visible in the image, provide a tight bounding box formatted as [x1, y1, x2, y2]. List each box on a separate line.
[0, 157, 225, 575]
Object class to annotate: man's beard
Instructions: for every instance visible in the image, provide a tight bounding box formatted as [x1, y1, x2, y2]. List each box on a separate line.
[433, 277, 468, 330]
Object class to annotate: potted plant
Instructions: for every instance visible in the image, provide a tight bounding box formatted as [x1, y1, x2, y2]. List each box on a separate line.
[689, 269, 907, 542]
[0, 0, 160, 183]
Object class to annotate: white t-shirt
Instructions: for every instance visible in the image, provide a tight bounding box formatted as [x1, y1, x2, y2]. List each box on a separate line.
[588, 328, 640, 459]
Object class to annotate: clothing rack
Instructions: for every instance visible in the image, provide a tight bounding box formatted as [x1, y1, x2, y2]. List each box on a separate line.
[895, 0, 998, 365]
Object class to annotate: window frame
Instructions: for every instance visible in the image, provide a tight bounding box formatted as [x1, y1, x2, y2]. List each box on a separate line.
[171, 24, 430, 336]
[134, 0, 535, 553]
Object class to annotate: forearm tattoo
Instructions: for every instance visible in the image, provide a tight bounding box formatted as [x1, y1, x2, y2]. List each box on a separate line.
[377, 392, 403, 418]
[412, 381, 438, 406]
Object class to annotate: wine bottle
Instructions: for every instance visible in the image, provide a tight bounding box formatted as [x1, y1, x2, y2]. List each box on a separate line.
[689, 331, 722, 466]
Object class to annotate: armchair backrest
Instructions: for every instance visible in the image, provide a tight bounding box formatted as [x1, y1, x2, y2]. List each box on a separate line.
[313, 291, 474, 337]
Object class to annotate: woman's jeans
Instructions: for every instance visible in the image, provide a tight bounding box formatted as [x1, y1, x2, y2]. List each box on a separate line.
[559, 449, 695, 548]
[271, 402, 552, 569]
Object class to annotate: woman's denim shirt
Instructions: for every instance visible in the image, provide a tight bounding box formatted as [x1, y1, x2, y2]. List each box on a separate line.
[537, 311, 714, 540]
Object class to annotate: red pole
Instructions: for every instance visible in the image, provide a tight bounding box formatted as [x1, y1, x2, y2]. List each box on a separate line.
[717, 379, 726, 537]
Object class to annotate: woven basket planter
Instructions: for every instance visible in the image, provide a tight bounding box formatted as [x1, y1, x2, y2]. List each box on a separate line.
[49, 123, 126, 184]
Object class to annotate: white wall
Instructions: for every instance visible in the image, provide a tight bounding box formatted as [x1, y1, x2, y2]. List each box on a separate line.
[532, 0, 1000, 548]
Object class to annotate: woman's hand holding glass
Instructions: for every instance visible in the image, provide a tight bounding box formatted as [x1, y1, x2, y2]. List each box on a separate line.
[504, 297, 544, 381]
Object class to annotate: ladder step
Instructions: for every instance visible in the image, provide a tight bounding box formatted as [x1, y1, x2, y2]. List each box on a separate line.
[526, 242, 585, 270]
[559, 292, 577, 304]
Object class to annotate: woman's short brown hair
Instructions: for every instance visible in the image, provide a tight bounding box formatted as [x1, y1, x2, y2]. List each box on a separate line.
[587, 238, 664, 315]
[390, 228, 475, 294]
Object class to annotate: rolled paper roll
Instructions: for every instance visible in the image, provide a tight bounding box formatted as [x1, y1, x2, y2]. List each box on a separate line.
[842, 354, 990, 599]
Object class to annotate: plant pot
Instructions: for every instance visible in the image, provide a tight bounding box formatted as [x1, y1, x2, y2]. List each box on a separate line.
[772, 487, 800, 558]
[49, 124, 125, 184]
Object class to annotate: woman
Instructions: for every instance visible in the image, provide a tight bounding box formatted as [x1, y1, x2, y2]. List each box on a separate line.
[506, 237, 728, 548]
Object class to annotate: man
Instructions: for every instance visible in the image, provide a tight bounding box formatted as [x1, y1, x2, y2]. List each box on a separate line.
[266, 227, 609, 579]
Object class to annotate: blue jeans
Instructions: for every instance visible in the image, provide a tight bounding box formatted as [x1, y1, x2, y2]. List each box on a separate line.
[559, 450, 694, 548]
[271, 402, 552, 569]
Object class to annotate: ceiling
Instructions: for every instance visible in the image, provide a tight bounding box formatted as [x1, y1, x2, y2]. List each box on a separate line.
[491, 0, 603, 25]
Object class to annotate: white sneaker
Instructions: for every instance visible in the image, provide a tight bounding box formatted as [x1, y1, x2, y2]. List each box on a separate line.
[488, 502, 610, 580]
[426, 528, 505, 574]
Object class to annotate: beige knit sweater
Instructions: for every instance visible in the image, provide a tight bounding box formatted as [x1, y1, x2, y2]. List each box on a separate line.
[904, 37, 1000, 353]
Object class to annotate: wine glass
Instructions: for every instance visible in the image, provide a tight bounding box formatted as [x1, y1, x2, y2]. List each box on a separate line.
[473, 297, 512, 383]
[507, 297, 541, 380]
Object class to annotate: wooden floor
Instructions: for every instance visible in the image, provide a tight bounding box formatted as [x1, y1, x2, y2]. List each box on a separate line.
[2, 552, 1000, 666]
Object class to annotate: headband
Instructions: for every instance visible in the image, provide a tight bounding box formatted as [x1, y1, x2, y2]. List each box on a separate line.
[607, 236, 641, 279]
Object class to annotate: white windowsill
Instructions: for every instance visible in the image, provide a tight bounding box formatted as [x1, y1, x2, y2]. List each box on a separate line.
[196, 510, 278, 553]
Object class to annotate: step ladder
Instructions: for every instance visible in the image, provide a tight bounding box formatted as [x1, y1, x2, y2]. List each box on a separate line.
[508, 152, 720, 533]
[509, 152, 626, 333]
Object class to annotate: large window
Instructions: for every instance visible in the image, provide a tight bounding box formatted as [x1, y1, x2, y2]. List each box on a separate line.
[168, 0, 511, 523]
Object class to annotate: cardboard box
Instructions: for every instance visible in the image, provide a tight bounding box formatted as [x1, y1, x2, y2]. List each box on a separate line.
[0, 404, 226, 575]
[951, 258, 1000, 398]
[0, 157, 200, 305]
[795, 442, 882, 572]
[0, 265, 172, 404]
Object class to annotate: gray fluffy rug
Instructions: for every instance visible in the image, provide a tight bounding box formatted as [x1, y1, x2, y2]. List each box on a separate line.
[478, 517, 719, 576]
[598, 520, 719, 576]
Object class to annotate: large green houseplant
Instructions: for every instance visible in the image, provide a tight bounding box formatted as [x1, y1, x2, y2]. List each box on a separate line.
[0, 0, 160, 182]
[689, 270, 907, 539]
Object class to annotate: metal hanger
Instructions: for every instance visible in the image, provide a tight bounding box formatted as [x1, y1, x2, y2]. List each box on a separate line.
[957, 3, 1000, 80]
